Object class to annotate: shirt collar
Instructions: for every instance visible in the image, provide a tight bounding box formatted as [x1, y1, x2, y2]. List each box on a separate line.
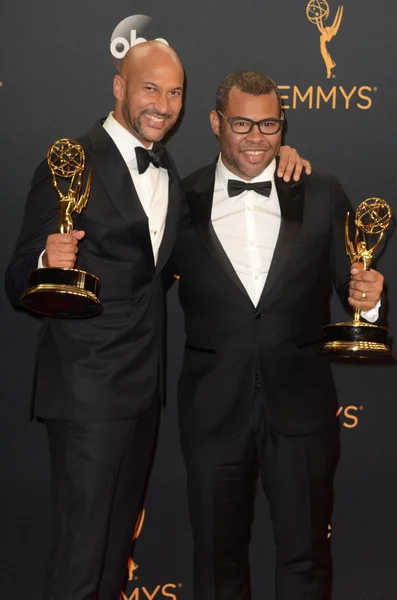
[215, 154, 276, 201]
[102, 112, 153, 167]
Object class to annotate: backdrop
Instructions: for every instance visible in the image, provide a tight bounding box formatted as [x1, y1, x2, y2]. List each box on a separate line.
[1, 1, 397, 599]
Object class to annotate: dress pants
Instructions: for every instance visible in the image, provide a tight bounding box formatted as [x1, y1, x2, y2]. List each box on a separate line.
[181, 386, 340, 600]
[43, 397, 160, 600]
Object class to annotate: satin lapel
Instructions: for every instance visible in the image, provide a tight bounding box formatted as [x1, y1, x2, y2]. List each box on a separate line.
[258, 177, 305, 306]
[188, 171, 252, 303]
[88, 123, 154, 270]
[156, 163, 181, 274]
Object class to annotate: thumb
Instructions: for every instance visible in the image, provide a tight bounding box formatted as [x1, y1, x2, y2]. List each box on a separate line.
[351, 261, 363, 275]
[72, 230, 86, 241]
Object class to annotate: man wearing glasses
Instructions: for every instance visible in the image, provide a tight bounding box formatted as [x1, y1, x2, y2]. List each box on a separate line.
[170, 70, 384, 599]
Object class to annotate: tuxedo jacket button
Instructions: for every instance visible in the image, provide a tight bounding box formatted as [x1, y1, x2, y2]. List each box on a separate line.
[254, 311, 263, 319]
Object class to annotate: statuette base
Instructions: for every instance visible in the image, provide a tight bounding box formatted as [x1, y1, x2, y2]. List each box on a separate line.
[21, 267, 101, 318]
[320, 321, 391, 357]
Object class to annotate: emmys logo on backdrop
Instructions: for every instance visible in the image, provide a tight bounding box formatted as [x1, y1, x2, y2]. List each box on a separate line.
[110, 15, 168, 71]
[306, 0, 343, 80]
[121, 585, 181, 599]
[278, 1, 377, 111]
[337, 405, 363, 428]
[120, 509, 183, 600]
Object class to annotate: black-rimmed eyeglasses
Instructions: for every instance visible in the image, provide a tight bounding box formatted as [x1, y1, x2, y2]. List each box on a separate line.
[217, 110, 284, 135]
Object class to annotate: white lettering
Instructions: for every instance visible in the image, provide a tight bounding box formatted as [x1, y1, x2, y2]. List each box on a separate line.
[111, 30, 170, 59]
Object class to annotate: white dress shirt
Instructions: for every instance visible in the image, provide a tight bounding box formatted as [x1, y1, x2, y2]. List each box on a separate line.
[39, 113, 169, 268]
[212, 156, 280, 306]
[103, 112, 169, 264]
[212, 154, 379, 321]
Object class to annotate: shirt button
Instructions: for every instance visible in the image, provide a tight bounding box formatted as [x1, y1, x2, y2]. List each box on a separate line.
[254, 274, 259, 279]
[254, 311, 262, 319]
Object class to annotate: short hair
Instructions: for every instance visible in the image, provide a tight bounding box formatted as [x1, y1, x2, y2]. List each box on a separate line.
[215, 70, 282, 115]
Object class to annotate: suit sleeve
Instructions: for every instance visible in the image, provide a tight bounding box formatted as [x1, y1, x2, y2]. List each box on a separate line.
[330, 176, 354, 312]
[5, 161, 60, 307]
[163, 176, 191, 293]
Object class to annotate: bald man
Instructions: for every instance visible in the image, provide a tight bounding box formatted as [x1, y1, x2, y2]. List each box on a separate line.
[6, 42, 308, 600]
[5, 41, 186, 600]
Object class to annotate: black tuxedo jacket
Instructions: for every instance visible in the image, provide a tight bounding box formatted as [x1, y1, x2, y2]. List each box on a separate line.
[171, 162, 354, 438]
[5, 121, 182, 420]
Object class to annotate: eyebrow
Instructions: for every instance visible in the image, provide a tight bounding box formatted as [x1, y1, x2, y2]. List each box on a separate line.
[230, 115, 280, 120]
[142, 81, 184, 91]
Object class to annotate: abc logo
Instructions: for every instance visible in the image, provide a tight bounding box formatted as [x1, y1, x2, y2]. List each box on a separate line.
[110, 15, 168, 69]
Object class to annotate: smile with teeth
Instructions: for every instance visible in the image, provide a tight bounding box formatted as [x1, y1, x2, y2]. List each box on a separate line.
[243, 150, 265, 155]
[144, 112, 166, 123]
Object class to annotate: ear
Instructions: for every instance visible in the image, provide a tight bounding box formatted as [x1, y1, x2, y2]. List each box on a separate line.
[210, 110, 220, 137]
[113, 74, 126, 102]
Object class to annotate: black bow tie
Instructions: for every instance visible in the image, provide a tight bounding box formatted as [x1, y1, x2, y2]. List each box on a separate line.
[227, 179, 272, 198]
[135, 145, 171, 174]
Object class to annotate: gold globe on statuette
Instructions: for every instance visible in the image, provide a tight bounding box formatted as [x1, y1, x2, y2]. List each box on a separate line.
[21, 139, 101, 318]
[320, 198, 392, 358]
[306, 0, 330, 24]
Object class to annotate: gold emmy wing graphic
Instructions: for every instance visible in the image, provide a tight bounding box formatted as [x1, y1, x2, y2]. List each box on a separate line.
[321, 197, 392, 358]
[21, 138, 101, 317]
[127, 509, 146, 581]
[306, 0, 343, 79]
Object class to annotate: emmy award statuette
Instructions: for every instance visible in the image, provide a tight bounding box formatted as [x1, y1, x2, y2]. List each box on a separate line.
[321, 197, 392, 357]
[306, 0, 343, 80]
[21, 138, 101, 318]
